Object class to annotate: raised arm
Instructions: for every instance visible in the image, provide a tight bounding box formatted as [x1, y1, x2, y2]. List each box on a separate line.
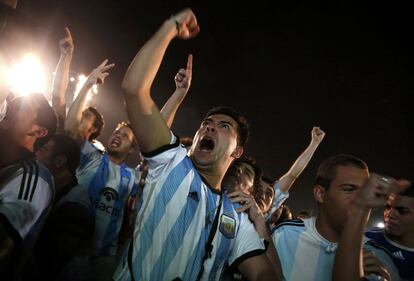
[65, 59, 114, 143]
[51, 27, 74, 128]
[333, 175, 408, 281]
[160, 54, 193, 128]
[278, 126, 325, 193]
[121, 9, 199, 153]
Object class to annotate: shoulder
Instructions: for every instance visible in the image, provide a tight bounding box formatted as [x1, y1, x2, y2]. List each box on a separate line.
[272, 218, 306, 233]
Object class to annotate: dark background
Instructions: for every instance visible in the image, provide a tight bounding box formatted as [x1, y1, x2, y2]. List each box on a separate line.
[1, 0, 413, 224]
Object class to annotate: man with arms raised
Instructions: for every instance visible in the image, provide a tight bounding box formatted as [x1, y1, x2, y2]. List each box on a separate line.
[115, 8, 279, 281]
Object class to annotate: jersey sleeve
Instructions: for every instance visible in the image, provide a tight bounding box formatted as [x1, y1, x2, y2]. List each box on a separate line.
[0, 162, 54, 240]
[142, 132, 187, 183]
[227, 213, 266, 267]
[266, 181, 290, 220]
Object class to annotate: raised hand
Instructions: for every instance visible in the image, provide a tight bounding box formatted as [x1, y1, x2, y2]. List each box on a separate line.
[353, 174, 410, 209]
[311, 126, 325, 143]
[85, 59, 115, 86]
[228, 191, 264, 222]
[174, 54, 193, 91]
[59, 27, 74, 56]
[172, 8, 200, 39]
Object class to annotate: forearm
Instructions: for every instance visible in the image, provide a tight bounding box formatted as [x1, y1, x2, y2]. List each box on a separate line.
[278, 140, 320, 193]
[160, 88, 187, 128]
[122, 19, 177, 100]
[252, 216, 283, 280]
[333, 205, 370, 281]
[65, 82, 92, 140]
[52, 53, 72, 118]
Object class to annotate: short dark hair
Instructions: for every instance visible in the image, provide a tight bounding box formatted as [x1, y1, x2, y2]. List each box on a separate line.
[50, 134, 80, 175]
[115, 121, 138, 149]
[14, 93, 57, 145]
[261, 176, 274, 186]
[86, 106, 104, 141]
[205, 106, 249, 147]
[315, 154, 368, 189]
[232, 156, 263, 182]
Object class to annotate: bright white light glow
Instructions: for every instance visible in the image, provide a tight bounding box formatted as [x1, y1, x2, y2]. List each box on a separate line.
[69, 77, 75, 82]
[377, 222, 385, 228]
[7, 54, 47, 96]
[73, 74, 98, 105]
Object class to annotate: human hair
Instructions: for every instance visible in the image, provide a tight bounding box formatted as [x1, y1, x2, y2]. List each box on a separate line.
[315, 154, 368, 189]
[50, 133, 80, 175]
[85, 106, 104, 141]
[115, 121, 138, 149]
[261, 176, 274, 186]
[205, 106, 249, 147]
[232, 156, 262, 182]
[16, 93, 57, 145]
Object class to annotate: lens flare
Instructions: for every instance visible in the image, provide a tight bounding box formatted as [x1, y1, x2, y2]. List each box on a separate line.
[7, 53, 47, 96]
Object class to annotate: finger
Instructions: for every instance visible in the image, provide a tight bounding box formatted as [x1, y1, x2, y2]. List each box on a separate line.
[229, 196, 249, 204]
[186, 54, 193, 73]
[227, 191, 250, 199]
[99, 59, 109, 68]
[188, 25, 200, 38]
[235, 205, 250, 213]
[64, 27, 72, 40]
[178, 68, 186, 76]
[102, 63, 115, 71]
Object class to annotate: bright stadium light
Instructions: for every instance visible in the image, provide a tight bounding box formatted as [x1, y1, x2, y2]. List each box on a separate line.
[377, 222, 385, 228]
[7, 53, 47, 96]
[73, 74, 98, 104]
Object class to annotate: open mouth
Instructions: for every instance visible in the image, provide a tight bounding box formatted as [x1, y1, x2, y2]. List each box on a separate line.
[199, 137, 215, 152]
[110, 138, 121, 148]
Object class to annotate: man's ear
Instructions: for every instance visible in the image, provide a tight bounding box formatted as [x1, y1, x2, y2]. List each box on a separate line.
[314, 185, 326, 204]
[231, 146, 243, 159]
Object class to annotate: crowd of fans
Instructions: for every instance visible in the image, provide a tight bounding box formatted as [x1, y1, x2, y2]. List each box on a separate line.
[1, 7, 413, 281]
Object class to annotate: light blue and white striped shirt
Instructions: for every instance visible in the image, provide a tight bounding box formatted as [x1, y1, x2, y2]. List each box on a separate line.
[114, 136, 265, 281]
[77, 141, 140, 256]
[272, 217, 400, 281]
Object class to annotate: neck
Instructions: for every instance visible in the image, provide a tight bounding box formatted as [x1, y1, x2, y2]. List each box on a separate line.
[315, 213, 341, 243]
[19, 136, 35, 152]
[387, 232, 414, 248]
[108, 152, 126, 165]
[53, 170, 75, 190]
[191, 159, 225, 192]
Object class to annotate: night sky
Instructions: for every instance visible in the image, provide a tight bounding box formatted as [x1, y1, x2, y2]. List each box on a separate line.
[1, 0, 413, 221]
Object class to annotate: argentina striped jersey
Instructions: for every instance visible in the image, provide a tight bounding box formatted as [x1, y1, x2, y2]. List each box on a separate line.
[77, 141, 140, 256]
[113, 135, 265, 281]
[272, 217, 400, 281]
[0, 159, 54, 240]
